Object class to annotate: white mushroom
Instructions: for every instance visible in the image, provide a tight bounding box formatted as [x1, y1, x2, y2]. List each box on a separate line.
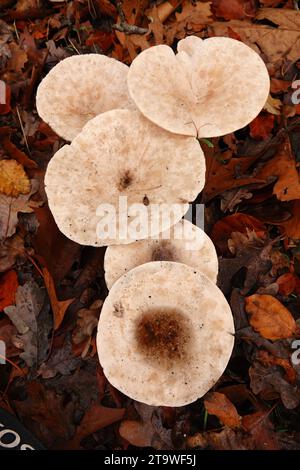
[104, 219, 218, 289]
[36, 54, 133, 141]
[127, 36, 270, 138]
[97, 261, 234, 406]
[45, 109, 205, 246]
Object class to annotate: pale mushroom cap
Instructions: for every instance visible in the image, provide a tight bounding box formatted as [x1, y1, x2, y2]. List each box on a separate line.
[36, 54, 133, 141]
[104, 219, 218, 289]
[97, 261, 235, 407]
[44, 109, 205, 246]
[128, 36, 270, 138]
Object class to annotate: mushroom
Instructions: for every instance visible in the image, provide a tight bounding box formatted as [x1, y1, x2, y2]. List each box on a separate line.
[45, 109, 205, 246]
[97, 261, 234, 406]
[127, 36, 270, 138]
[104, 219, 218, 289]
[36, 54, 133, 141]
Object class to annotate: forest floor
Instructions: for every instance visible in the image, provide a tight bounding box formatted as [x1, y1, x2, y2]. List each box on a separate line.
[1, 0, 300, 450]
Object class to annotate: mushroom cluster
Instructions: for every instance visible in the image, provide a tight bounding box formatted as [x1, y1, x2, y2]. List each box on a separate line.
[37, 36, 270, 406]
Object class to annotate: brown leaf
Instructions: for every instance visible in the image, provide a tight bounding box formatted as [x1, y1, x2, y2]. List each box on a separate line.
[276, 273, 300, 296]
[2, 136, 37, 169]
[278, 199, 300, 240]
[0, 235, 25, 273]
[7, 42, 28, 72]
[0, 270, 18, 311]
[0, 179, 40, 240]
[42, 267, 74, 330]
[66, 403, 125, 449]
[204, 392, 241, 429]
[212, 0, 257, 20]
[241, 411, 279, 450]
[245, 294, 297, 340]
[249, 114, 275, 140]
[257, 137, 300, 202]
[119, 420, 153, 447]
[257, 350, 296, 384]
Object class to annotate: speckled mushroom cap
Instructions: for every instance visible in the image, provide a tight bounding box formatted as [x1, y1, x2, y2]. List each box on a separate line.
[128, 36, 270, 138]
[36, 54, 133, 141]
[104, 219, 218, 289]
[44, 109, 205, 246]
[97, 261, 234, 406]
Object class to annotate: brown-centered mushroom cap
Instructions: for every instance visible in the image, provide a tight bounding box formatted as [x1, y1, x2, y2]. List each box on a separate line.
[36, 54, 133, 141]
[127, 36, 270, 138]
[45, 109, 205, 246]
[97, 261, 235, 406]
[104, 219, 218, 289]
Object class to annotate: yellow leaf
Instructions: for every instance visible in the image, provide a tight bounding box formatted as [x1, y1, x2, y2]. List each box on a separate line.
[263, 95, 282, 115]
[0, 160, 30, 197]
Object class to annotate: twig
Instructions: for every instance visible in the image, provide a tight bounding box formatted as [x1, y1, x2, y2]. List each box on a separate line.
[112, 1, 148, 35]
[16, 106, 31, 156]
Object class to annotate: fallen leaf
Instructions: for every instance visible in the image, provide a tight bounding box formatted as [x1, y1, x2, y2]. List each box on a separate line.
[72, 299, 102, 345]
[276, 273, 300, 296]
[42, 267, 74, 330]
[0, 160, 30, 197]
[263, 95, 282, 115]
[66, 403, 125, 449]
[0, 235, 25, 273]
[119, 420, 153, 447]
[4, 280, 45, 367]
[249, 114, 275, 140]
[7, 42, 28, 72]
[212, 0, 257, 20]
[257, 350, 296, 383]
[0, 80, 11, 114]
[204, 392, 241, 429]
[278, 199, 300, 240]
[38, 334, 81, 379]
[249, 360, 300, 409]
[245, 294, 297, 340]
[2, 136, 37, 169]
[257, 137, 300, 202]
[241, 411, 279, 450]
[0, 270, 18, 311]
[0, 179, 40, 240]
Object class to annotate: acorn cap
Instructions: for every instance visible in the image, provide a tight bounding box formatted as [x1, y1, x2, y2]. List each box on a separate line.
[45, 109, 205, 246]
[104, 219, 218, 289]
[36, 54, 133, 141]
[128, 36, 270, 138]
[97, 261, 235, 406]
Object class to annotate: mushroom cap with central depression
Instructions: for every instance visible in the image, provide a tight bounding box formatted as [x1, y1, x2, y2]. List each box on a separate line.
[44, 109, 205, 246]
[97, 261, 235, 406]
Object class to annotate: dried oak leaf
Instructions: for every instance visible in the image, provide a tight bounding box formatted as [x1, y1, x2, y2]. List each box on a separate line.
[0, 159, 30, 197]
[119, 420, 153, 448]
[38, 334, 81, 379]
[249, 114, 275, 140]
[0, 270, 18, 310]
[166, 1, 213, 43]
[278, 199, 300, 240]
[208, 8, 300, 67]
[0, 179, 40, 240]
[72, 299, 103, 345]
[245, 294, 297, 340]
[257, 137, 300, 202]
[276, 273, 300, 296]
[4, 280, 45, 367]
[204, 392, 241, 429]
[7, 42, 28, 72]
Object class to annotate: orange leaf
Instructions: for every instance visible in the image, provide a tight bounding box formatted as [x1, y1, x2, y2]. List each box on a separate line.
[257, 350, 296, 384]
[66, 403, 125, 449]
[0, 270, 18, 311]
[245, 294, 297, 340]
[204, 392, 241, 429]
[276, 272, 297, 296]
[249, 114, 275, 140]
[42, 267, 74, 330]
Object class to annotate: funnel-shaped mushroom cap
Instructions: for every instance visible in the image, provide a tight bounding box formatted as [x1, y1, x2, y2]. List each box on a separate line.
[36, 54, 133, 141]
[97, 261, 234, 406]
[128, 36, 270, 138]
[104, 219, 218, 289]
[45, 109, 205, 246]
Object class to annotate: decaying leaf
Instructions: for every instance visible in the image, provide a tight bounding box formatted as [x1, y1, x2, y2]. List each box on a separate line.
[0, 159, 30, 197]
[42, 267, 74, 330]
[245, 294, 297, 340]
[0, 270, 18, 310]
[72, 299, 103, 345]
